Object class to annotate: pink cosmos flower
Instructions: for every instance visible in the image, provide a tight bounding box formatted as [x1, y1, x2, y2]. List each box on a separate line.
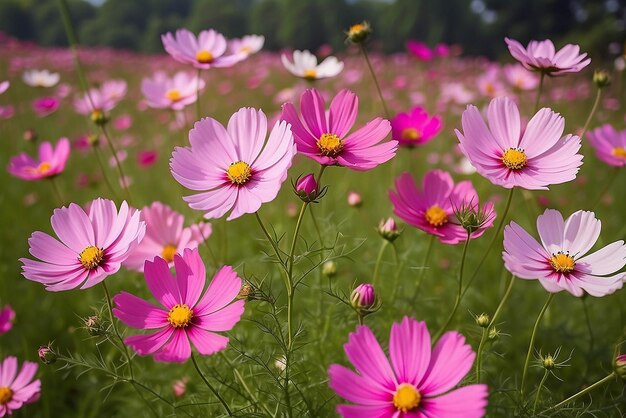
[328, 317, 488, 417]
[476, 67, 506, 98]
[171, 107, 296, 221]
[137, 150, 158, 167]
[74, 80, 127, 117]
[391, 106, 442, 147]
[503, 209, 626, 297]
[587, 124, 626, 167]
[141, 71, 205, 111]
[503, 64, 539, 90]
[505, 38, 591, 76]
[0, 106, 14, 120]
[20, 198, 145, 291]
[0, 306, 15, 335]
[32, 96, 59, 117]
[281, 89, 396, 170]
[162, 29, 244, 69]
[0, 357, 40, 417]
[0, 81, 9, 95]
[455, 96, 583, 190]
[390, 170, 495, 244]
[8, 138, 70, 181]
[406, 40, 434, 61]
[123, 202, 211, 272]
[113, 248, 245, 363]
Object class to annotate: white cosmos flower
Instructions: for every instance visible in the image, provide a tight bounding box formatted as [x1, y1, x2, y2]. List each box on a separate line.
[22, 69, 60, 88]
[281, 50, 343, 80]
[228, 35, 265, 57]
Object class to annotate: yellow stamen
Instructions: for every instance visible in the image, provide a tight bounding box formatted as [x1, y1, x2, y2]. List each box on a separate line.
[196, 50, 214, 64]
[349, 23, 366, 36]
[165, 89, 182, 102]
[485, 82, 495, 95]
[317, 133, 343, 156]
[167, 304, 193, 328]
[90, 109, 104, 123]
[240, 46, 252, 54]
[401, 128, 422, 141]
[550, 252, 575, 273]
[393, 383, 421, 412]
[38, 162, 52, 174]
[0, 387, 12, 405]
[161, 244, 177, 263]
[425, 205, 448, 227]
[79, 246, 104, 270]
[612, 147, 626, 159]
[502, 148, 527, 170]
[227, 161, 252, 185]
[303, 69, 317, 80]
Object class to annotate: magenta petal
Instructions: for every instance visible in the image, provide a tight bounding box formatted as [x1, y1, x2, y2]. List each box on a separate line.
[178, 248, 206, 307]
[195, 299, 245, 331]
[113, 291, 169, 329]
[336, 404, 396, 418]
[420, 384, 488, 418]
[186, 326, 229, 356]
[154, 329, 191, 363]
[389, 317, 431, 386]
[328, 364, 392, 405]
[194, 266, 241, 315]
[125, 327, 174, 356]
[144, 256, 181, 308]
[344, 326, 397, 390]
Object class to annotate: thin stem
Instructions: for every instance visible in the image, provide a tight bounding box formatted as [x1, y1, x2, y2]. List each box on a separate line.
[359, 44, 390, 119]
[543, 373, 616, 413]
[433, 232, 471, 341]
[196, 68, 202, 121]
[581, 297, 595, 355]
[475, 274, 516, 382]
[412, 235, 435, 303]
[190, 354, 233, 416]
[521, 293, 555, 397]
[357, 314, 364, 326]
[580, 87, 603, 140]
[100, 124, 132, 203]
[49, 177, 65, 205]
[287, 202, 308, 349]
[93, 146, 119, 199]
[532, 369, 550, 414]
[591, 168, 619, 211]
[254, 212, 286, 266]
[219, 353, 273, 417]
[372, 240, 389, 286]
[534, 72, 546, 113]
[101, 282, 134, 381]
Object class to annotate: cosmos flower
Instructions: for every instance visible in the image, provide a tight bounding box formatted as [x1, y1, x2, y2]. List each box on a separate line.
[455, 96, 582, 190]
[476, 67, 506, 97]
[505, 38, 591, 76]
[20, 198, 145, 291]
[503, 63, 539, 90]
[503, 209, 626, 297]
[281, 50, 343, 80]
[74, 80, 127, 121]
[22, 69, 60, 88]
[162, 28, 245, 69]
[389, 170, 495, 244]
[328, 317, 488, 417]
[8, 138, 70, 181]
[113, 248, 245, 363]
[32, 96, 59, 117]
[228, 35, 264, 57]
[0, 81, 9, 95]
[0, 306, 15, 335]
[123, 202, 211, 272]
[170, 107, 296, 221]
[391, 106, 442, 147]
[586, 124, 626, 167]
[141, 71, 205, 111]
[281, 89, 396, 170]
[406, 40, 433, 61]
[0, 357, 40, 417]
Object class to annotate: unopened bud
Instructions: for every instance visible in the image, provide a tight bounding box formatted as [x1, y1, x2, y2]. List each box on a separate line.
[23, 129, 38, 142]
[38, 344, 56, 364]
[237, 282, 254, 300]
[294, 174, 320, 203]
[85, 315, 107, 336]
[593, 69, 611, 88]
[542, 354, 556, 370]
[350, 283, 376, 310]
[377, 218, 401, 242]
[322, 261, 337, 278]
[475, 313, 490, 328]
[172, 377, 189, 398]
[615, 354, 626, 380]
[348, 192, 362, 207]
[488, 327, 500, 340]
[345, 21, 372, 44]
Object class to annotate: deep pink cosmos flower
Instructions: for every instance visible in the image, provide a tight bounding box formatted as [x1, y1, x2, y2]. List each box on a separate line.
[141, 71, 205, 111]
[390, 170, 495, 244]
[8, 138, 70, 181]
[113, 248, 245, 363]
[32, 96, 59, 117]
[328, 317, 488, 417]
[171, 107, 296, 221]
[503, 209, 626, 297]
[123, 202, 211, 272]
[0, 305, 15, 335]
[455, 96, 583, 190]
[587, 124, 626, 167]
[0, 356, 41, 417]
[162, 29, 244, 69]
[505, 38, 591, 76]
[20, 199, 145, 291]
[391, 106, 442, 147]
[406, 40, 434, 61]
[281, 89, 396, 170]
[137, 150, 158, 167]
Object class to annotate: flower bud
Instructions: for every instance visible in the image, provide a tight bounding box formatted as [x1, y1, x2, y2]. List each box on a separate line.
[275, 356, 287, 372]
[38, 344, 57, 364]
[475, 313, 490, 328]
[615, 354, 626, 380]
[237, 282, 254, 301]
[350, 283, 376, 310]
[172, 378, 189, 398]
[593, 69, 611, 88]
[488, 327, 500, 340]
[345, 21, 372, 44]
[348, 191, 362, 207]
[85, 315, 107, 336]
[294, 174, 319, 202]
[322, 260, 337, 278]
[90, 109, 108, 126]
[87, 134, 100, 147]
[542, 354, 556, 370]
[453, 201, 495, 234]
[377, 218, 401, 242]
[23, 129, 38, 142]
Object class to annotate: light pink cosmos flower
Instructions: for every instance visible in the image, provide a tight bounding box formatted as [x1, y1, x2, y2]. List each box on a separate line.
[113, 248, 245, 363]
[0, 305, 15, 335]
[391, 106, 442, 147]
[476, 67, 507, 98]
[281, 50, 344, 80]
[22, 69, 60, 88]
[503, 209, 626, 297]
[503, 63, 539, 90]
[390, 170, 495, 245]
[0, 357, 40, 417]
[20, 199, 145, 291]
[123, 202, 212, 272]
[74, 80, 127, 117]
[8, 138, 70, 181]
[171, 107, 296, 221]
[32, 96, 59, 117]
[228, 35, 264, 57]
[141, 71, 205, 111]
[0, 81, 9, 95]
[328, 317, 488, 417]
[505, 37, 591, 76]
[162, 28, 245, 69]
[455, 96, 583, 190]
[281, 89, 396, 170]
[587, 124, 626, 167]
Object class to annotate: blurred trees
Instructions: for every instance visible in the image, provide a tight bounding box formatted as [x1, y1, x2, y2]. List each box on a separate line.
[0, 0, 623, 58]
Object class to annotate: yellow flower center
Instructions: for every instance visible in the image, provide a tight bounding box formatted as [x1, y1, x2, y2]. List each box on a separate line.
[167, 304, 193, 328]
[90, 109, 104, 123]
[612, 147, 626, 159]
[349, 23, 366, 35]
[317, 133, 343, 156]
[485, 82, 495, 95]
[165, 89, 182, 102]
[393, 383, 421, 412]
[0, 387, 12, 405]
[401, 128, 422, 141]
[161, 244, 177, 263]
[502, 148, 527, 170]
[25, 161, 52, 175]
[303, 69, 317, 80]
[227, 161, 252, 185]
[196, 50, 214, 63]
[425, 205, 448, 227]
[79, 246, 104, 270]
[550, 252, 575, 273]
[240, 46, 252, 54]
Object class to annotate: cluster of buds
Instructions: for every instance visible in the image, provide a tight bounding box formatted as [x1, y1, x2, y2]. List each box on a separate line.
[377, 218, 401, 242]
[350, 283, 380, 317]
[293, 173, 327, 203]
[453, 200, 496, 235]
[345, 21, 372, 44]
[593, 69, 611, 89]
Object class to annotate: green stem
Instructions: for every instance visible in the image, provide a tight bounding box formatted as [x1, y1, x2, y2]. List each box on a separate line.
[101, 282, 134, 381]
[591, 168, 619, 211]
[219, 352, 273, 417]
[357, 314, 364, 326]
[433, 231, 471, 341]
[580, 87, 603, 140]
[372, 240, 389, 286]
[93, 146, 119, 200]
[49, 177, 65, 205]
[534, 72, 546, 113]
[190, 354, 232, 416]
[287, 202, 308, 349]
[581, 297, 595, 356]
[521, 293, 555, 397]
[254, 212, 286, 266]
[532, 369, 550, 414]
[100, 124, 132, 203]
[412, 235, 435, 303]
[543, 373, 616, 413]
[359, 44, 390, 119]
